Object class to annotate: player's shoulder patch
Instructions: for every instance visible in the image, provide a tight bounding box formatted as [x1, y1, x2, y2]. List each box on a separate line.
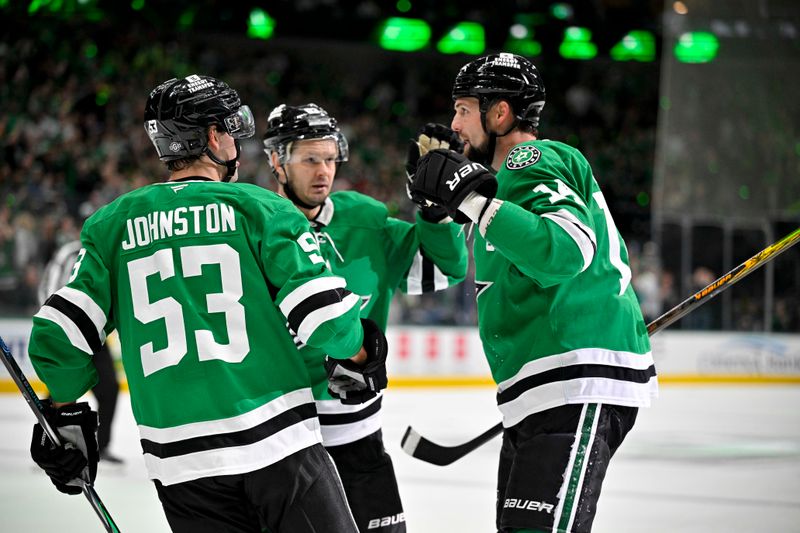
[506, 145, 541, 170]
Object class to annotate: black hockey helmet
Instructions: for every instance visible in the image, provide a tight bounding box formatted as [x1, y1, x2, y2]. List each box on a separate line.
[144, 74, 255, 161]
[452, 53, 546, 128]
[262, 103, 348, 166]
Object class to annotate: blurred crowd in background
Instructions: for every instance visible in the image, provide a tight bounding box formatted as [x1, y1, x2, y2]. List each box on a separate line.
[1, 18, 796, 331]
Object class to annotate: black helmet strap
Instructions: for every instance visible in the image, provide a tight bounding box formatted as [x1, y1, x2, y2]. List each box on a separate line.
[204, 138, 241, 182]
[278, 164, 321, 210]
[476, 97, 519, 169]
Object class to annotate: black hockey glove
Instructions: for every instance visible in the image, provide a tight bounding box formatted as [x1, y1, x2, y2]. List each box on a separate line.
[409, 149, 498, 224]
[30, 401, 99, 495]
[324, 318, 388, 405]
[405, 123, 465, 223]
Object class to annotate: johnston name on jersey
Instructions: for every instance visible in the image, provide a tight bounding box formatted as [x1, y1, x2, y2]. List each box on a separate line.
[303, 191, 467, 446]
[28, 180, 365, 485]
[472, 140, 658, 427]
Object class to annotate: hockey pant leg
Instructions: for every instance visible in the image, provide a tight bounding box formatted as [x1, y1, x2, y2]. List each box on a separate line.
[154, 444, 358, 533]
[496, 403, 638, 533]
[326, 429, 406, 532]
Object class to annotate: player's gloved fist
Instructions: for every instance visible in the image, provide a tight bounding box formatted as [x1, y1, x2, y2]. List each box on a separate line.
[409, 149, 498, 224]
[405, 124, 465, 223]
[325, 318, 388, 405]
[30, 401, 99, 495]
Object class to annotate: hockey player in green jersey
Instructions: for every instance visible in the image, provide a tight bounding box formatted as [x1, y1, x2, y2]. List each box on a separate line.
[263, 103, 468, 532]
[27, 75, 388, 533]
[409, 53, 658, 533]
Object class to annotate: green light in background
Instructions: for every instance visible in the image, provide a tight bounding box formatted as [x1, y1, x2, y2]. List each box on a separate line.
[550, 3, 572, 20]
[675, 31, 719, 63]
[738, 185, 750, 200]
[636, 191, 650, 207]
[378, 17, 430, 52]
[660, 97, 671, 111]
[247, 8, 275, 40]
[28, 0, 45, 13]
[505, 14, 543, 56]
[559, 26, 597, 60]
[83, 41, 98, 58]
[610, 30, 655, 62]
[391, 101, 407, 116]
[96, 86, 110, 106]
[266, 71, 281, 86]
[396, 0, 411, 13]
[178, 7, 196, 30]
[437, 22, 485, 55]
[131, 0, 144, 10]
[0, 0, 9, 7]
[504, 33, 542, 57]
[795, 141, 800, 157]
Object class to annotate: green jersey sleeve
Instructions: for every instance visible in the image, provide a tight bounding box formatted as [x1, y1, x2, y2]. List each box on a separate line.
[263, 202, 364, 359]
[482, 142, 598, 288]
[29, 234, 110, 402]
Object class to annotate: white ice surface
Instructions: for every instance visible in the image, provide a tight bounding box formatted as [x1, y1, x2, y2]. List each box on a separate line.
[1, 385, 799, 532]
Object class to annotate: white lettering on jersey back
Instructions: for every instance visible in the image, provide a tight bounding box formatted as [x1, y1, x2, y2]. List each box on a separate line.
[122, 203, 236, 250]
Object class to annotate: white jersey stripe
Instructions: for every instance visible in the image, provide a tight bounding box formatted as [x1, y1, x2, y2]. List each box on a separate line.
[433, 264, 449, 291]
[296, 292, 360, 343]
[406, 252, 423, 295]
[143, 417, 322, 486]
[541, 210, 596, 271]
[279, 276, 347, 317]
[57, 286, 107, 343]
[138, 388, 314, 442]
[497, 348, 655, 393]
[318, 396, 383, 446]
[34, 306, 93, 355]
[498, 377, 656, 427]
[406, 251, 451, 295]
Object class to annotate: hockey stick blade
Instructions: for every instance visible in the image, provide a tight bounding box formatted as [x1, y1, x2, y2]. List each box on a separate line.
[402, 226, 800, 466]
[401, 423, 501, 466]
[0, 336, 122, 532]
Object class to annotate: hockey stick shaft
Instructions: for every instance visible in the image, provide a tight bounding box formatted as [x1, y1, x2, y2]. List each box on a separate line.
[0, 336, 122, 532]
[402, 226, 800, 465]
[647, 226, 800, 334]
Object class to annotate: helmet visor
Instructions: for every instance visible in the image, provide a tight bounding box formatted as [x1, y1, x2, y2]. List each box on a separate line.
[223, 105, 256, 139]
[284, 133, 349, 164]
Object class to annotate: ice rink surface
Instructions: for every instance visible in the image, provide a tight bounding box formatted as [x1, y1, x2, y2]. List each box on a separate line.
[1, 384, 799, 532]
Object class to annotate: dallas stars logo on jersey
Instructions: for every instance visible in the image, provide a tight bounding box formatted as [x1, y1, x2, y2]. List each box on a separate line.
[506, 145, 541, 170]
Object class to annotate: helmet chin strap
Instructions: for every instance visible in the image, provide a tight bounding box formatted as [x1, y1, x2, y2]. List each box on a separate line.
[205, 139, 241, 182]
[477, 107, 518, 171]
[279, 165, 321, 210]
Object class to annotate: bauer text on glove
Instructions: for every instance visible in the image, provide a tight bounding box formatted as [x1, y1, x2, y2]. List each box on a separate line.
[409, 149, 498, 224]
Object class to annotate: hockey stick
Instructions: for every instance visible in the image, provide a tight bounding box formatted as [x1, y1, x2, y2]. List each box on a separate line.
[401, 226, 800, 466]
[0, 336, 122, 532]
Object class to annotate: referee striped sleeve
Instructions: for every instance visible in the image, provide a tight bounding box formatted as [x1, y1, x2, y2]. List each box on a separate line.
[34, 286, 107, 355]
[279, 276, 360, 344]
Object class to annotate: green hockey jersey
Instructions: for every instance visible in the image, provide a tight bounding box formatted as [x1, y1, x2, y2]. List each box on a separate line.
[28, 179, 364, 485]
[472, 140, 657, 427]
[304, 191, 467, 445]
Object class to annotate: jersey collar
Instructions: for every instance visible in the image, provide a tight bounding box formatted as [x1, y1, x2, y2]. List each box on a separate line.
[311, 197, 334, 228]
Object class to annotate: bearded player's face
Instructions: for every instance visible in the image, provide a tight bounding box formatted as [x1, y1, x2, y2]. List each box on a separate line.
[451, 97, 490, 160]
